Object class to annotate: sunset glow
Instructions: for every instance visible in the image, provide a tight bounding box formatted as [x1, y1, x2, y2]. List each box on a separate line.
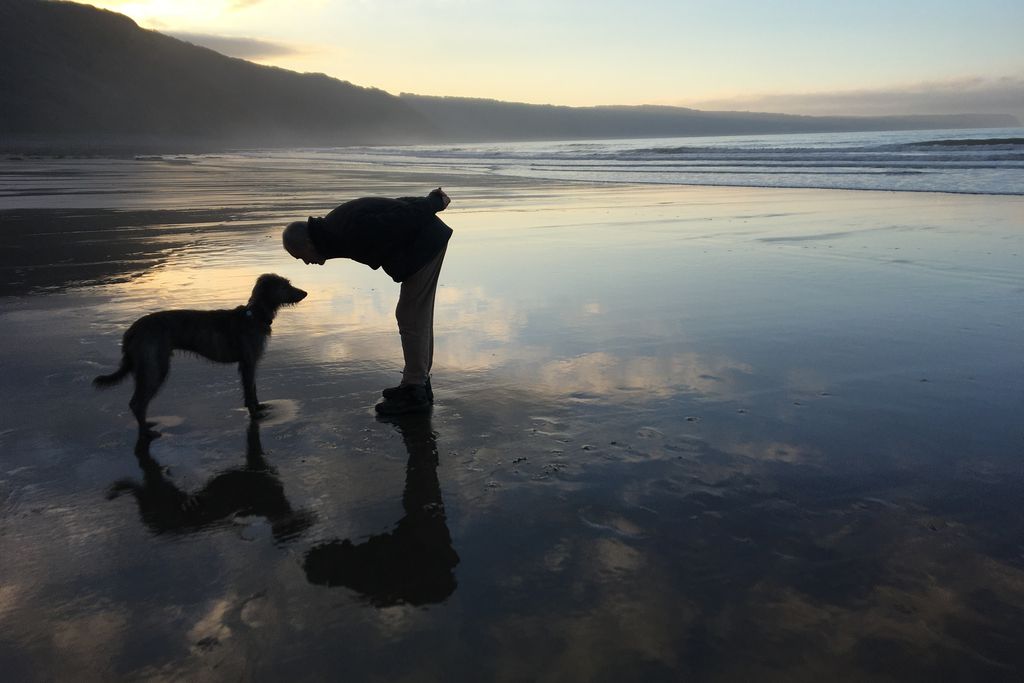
[81, 0, 1024, 118]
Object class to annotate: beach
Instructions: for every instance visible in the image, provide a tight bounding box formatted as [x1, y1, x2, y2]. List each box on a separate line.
[1, 154, 1023, 680]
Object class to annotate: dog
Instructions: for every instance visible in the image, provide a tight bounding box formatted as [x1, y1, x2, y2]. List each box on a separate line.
[94, 273, 307, 440]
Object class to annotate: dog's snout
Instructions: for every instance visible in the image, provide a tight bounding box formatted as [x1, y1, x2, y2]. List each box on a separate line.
[293, 288, 308, 302]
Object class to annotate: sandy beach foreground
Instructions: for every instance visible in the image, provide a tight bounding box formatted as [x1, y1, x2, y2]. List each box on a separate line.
[1, 155, 1022, 680]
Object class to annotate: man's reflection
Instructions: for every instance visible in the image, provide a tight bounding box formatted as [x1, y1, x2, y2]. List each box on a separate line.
[303, 414, 459, 606]
[109, 419, 315, 542]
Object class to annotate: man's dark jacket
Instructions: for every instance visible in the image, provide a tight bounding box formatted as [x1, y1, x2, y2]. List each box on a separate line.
[306, 189, 452, 282]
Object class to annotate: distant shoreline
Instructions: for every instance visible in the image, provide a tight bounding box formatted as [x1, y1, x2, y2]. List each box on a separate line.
[3, 124, 1022, 158]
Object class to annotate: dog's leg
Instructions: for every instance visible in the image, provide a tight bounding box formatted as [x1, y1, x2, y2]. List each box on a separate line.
[130, 347, 169, 439]
[129, 382, 153, 439]
[239, 360, 267, 419]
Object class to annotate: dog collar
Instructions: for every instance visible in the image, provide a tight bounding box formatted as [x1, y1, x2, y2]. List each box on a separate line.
[244, 305, 272, 328]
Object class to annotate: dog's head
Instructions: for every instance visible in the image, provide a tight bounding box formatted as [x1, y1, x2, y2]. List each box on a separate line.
[250, 274, 308, 308]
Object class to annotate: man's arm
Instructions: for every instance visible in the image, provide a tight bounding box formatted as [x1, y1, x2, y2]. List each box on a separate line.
[396, 188, 450, 214]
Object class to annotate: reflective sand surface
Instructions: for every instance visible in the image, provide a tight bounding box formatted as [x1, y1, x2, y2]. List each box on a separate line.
[1, 154, 1023, 680]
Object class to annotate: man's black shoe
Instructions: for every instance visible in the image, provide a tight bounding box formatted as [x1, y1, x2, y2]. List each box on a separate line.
[375, 384, 431, 415]
[382, 378, 433, 402]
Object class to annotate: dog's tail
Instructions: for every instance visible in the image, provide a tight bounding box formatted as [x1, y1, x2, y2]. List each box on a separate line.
[93, 356, 131, 388]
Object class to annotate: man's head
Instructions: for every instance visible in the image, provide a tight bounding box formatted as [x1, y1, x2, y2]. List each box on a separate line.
[283, 221, 325, 265]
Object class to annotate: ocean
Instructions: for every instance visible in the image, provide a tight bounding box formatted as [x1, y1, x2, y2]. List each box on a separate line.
[2, 128, 1024, 679]
[320, 127, 1024, 196]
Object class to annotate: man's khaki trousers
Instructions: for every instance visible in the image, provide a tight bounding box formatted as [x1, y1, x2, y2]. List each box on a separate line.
[396, 245, 447, 386]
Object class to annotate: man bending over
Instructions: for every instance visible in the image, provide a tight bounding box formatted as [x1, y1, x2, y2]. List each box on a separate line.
[282, 188, 452, 415]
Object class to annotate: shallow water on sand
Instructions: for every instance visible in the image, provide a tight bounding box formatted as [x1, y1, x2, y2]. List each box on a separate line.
[1, 155, 1023, 680]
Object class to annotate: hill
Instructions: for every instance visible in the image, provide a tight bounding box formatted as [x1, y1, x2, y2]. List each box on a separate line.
[0, 0, 434, 151]
[0, 0, 1018, 152]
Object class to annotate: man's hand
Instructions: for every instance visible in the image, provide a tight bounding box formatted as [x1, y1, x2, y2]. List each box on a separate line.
[434, 187, 451, 210]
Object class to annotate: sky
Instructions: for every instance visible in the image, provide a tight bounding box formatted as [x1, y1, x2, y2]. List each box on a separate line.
[85, 0, 1024, 119]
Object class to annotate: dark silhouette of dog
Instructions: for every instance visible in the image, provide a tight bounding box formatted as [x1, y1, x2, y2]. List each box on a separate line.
[108, 418, 315, 542]
[93, 273, 306, 440]
[303, 414, 459, 606]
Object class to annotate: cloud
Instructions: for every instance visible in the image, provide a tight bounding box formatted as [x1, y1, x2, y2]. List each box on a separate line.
[167, 32, 301, 60]
[683, 75, 1024, 119]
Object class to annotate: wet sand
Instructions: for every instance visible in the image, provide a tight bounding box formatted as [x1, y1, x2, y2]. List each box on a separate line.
[1, 154, 1023, 681]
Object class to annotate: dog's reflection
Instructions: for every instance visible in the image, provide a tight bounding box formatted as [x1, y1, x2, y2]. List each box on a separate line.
[303, 414, 460, 606]
[109, 419, 314, 542]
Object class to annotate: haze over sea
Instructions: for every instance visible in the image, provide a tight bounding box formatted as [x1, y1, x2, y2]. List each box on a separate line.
[331, 127, 1024, 195]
